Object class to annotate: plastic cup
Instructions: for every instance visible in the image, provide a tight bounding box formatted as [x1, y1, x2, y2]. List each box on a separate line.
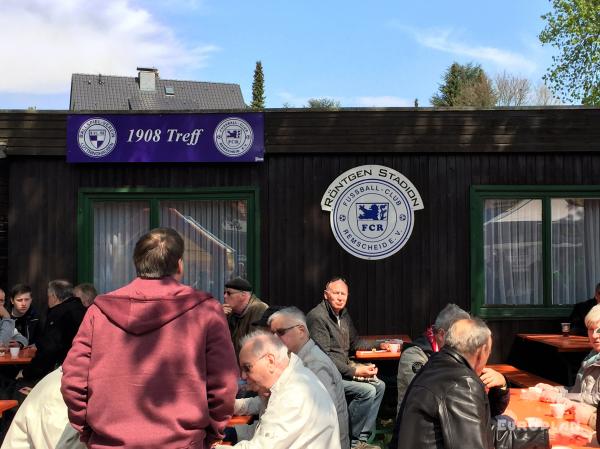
[388, 343, 401, 352]
[550, 403, 566, 419]
[561, 322, 571, 337]
[9, 347, 19, 358]
[574, 404, 594, 425]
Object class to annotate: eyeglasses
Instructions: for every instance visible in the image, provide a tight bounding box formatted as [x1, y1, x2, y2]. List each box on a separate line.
[271, 324, 302, 337]
[224, 289, 243, 296]
[240, 353, 269, 374]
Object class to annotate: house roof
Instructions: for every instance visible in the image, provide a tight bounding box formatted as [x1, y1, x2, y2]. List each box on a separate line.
[70, 72, 246, 111]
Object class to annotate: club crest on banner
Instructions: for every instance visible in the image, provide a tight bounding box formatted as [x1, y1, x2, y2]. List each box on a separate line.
[321, 165, 424, 260]
[77, 117, 117, 158]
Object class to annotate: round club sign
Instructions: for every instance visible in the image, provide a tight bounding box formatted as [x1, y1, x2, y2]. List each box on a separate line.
[321, 165, 424, 260]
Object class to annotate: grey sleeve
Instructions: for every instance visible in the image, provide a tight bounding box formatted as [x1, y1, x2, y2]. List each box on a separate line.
[397, 347, 428, 412]
[0, 319, 17, 344]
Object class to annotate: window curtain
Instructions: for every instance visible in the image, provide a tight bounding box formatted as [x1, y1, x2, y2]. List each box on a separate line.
[93, 201, 150, 294]
[159, 200, 248, 299]
[551, 199, 600, 304]
[483, 199, 543, 305]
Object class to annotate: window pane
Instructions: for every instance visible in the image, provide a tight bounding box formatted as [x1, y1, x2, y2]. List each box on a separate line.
[159, 200, 248, 298]
[483, 199, 543, 305]
[551, 198, 600, 305]
[93, 201, 150, 294]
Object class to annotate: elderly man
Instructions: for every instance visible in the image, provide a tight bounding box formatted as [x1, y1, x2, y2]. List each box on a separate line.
[216, 331, 340, 449]
[268, 307, 350, 449]
[570, 282, 600, 336]
[307, 277, 384, 449]
[73, 283, 97, 308]
[61, 228, 238, 449]
[397, 304, 508, 414]
[21, 280, 86, 384]
[223, 277, 269, 355]
[2, 367, 85, 449]
[392, 318, 496, 448]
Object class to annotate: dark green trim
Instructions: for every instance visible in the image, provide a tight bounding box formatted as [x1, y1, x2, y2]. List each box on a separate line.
[471, 185, 600, 318]
[77, 187, 260, 295]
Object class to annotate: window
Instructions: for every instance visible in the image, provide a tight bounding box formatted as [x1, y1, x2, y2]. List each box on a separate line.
[79, 188, 259, 299]
[471, 186, 600, 318]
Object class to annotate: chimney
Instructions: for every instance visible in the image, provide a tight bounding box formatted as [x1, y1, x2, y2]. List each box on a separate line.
[138, 67, 158, 91]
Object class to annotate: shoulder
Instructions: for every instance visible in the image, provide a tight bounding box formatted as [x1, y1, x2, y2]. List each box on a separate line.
[306, 302, 327, 320]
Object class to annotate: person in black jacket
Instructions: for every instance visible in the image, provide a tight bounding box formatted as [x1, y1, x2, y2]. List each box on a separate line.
[569, 283, 600, 336]
[391, 317, 549, 449]
[9, 284, 41, 346]
[19, 280, 85, 384]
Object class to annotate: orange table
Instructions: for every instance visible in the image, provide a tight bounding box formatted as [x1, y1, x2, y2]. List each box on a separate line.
[518, 334, 591, 353]
[0, 400, 18, 417]
[227, 415, 253, 426]
[355, 334, 411, 361]
[506, 389, 598, 448]
[0, 347, 35, 365]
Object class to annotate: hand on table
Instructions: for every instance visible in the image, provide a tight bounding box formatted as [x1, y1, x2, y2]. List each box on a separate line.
[355, 364, 378, 378]
[480, 367, 506, 389]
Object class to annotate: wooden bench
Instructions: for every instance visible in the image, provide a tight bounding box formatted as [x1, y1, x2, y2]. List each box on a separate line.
[488, 364, 562, 388]
[0, 399, 18, 417]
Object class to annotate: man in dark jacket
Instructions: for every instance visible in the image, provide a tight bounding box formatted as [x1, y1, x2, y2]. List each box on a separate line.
[9, 284, 41, 346]
[20, 280, 86, 384]
[391, 318, 549, 449]
[397, 304, 507, 413]
[569, 283, 600, 336]
[307, 277, 384, 449]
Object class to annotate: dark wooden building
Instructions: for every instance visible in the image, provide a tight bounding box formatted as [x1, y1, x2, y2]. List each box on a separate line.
[1, 107, 599, 364]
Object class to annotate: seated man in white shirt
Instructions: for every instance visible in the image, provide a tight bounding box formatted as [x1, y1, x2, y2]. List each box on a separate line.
[216, 331, 340, 449]
[268, 307, 350, 449]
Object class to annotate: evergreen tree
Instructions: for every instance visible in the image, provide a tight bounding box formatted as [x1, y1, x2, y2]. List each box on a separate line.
[431, 62, 496, 107]
[251, 61, 265, 110]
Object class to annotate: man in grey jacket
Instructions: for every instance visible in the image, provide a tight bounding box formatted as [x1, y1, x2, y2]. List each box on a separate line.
[269, 307, 350, 449]
[307, 277, 384, 449]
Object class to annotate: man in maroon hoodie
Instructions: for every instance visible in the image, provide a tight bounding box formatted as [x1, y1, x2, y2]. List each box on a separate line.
[61, 227, 239, 449]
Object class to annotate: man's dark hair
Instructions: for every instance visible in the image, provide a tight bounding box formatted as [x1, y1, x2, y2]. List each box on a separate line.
[48, 280, 74, 302]
[10, 283, 32, 300]
[133, 227, 184, 278]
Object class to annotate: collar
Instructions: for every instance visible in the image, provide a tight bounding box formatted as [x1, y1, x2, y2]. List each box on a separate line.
[297, 338, 316, 360]
[270, 352, 298, 394]
[323, 300, 345, 321]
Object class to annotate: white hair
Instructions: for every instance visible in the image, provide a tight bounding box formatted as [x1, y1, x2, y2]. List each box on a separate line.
[585, 304, 600, 329]
[268, 306, 307, 327]
[445, 317, 491, 357]
[240, 330, 289, 363]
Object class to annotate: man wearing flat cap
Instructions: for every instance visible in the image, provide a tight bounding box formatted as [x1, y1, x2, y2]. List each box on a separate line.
[223, 277, 269, 355]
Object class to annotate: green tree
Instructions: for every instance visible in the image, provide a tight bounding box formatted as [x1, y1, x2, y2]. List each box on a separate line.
[250, 61, 265, 110]
[539, 0, 600, 105]
[431, 62, 496, 107]
[305, 98, 341, 110]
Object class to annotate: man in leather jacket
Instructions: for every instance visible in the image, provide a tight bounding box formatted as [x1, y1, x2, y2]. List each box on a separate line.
[391, 317, 549, 449]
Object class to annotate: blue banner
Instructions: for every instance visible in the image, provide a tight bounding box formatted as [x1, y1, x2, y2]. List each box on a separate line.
[67, 113, 264, 163]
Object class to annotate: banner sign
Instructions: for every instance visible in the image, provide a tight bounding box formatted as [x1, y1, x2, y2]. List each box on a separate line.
[67, 113, 264, 163]
[321, 165, 424, 260]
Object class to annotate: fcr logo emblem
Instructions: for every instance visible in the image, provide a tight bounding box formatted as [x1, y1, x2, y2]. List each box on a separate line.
[321, 165, 424, 260]
[77, 118, 117, 158]
[214, 117, 254, 157]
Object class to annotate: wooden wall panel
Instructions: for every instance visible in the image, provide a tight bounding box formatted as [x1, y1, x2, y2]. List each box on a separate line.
[3, 108, 600, 362]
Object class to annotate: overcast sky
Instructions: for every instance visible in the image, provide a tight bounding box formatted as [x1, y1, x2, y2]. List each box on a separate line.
[0, 0, 557, 109]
